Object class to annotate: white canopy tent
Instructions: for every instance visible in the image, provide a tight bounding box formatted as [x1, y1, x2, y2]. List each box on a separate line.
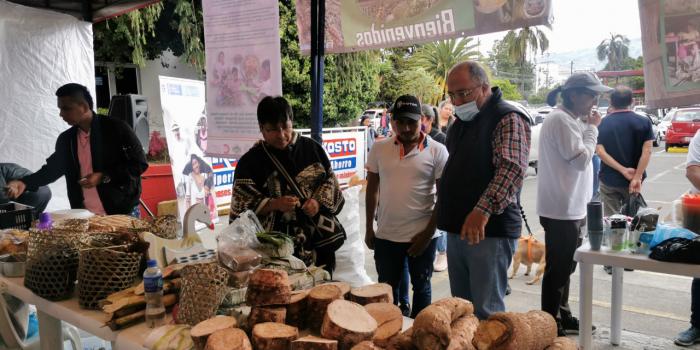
[0, 0, 95, 211]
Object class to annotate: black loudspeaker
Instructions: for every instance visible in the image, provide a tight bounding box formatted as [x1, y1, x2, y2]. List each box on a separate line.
[108, 94, 149, 153]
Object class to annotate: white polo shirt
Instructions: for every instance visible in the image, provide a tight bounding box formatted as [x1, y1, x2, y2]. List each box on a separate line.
[366, 134, 448, 243]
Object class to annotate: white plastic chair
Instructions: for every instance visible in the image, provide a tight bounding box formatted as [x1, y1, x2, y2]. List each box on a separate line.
[0, 295, 82, 350]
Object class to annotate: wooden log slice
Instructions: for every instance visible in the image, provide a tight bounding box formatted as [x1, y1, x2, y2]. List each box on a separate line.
[190, 315, 238, 350]
[204, 328, 251, 350]
[363, 303, 403, 347]
[249, 306, 287, 328]
[252, 322, 299, 350]
[324, 281, 351, 298]
[307, 284, 343, 331]
[286, 290, 309, 329]
[321, 299, 378, 350]
[246, 288, 291, 307]
[291, 335, 339, 350]
[350, 341, 385, 350]
[349, 283, 393, 305]
[248, 269, 291, 291]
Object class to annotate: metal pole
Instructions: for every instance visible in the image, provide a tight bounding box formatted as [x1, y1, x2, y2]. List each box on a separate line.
[309, 0, 325, 143]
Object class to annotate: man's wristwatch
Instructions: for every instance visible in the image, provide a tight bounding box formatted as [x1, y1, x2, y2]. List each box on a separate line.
[102, 175, 111, 184]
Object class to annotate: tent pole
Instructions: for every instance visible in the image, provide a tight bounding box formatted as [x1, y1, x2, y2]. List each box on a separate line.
[310, 0, 325, 143]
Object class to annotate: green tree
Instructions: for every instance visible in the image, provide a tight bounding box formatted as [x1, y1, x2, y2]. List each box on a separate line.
[501, 26, 549, 95]
[492, 78, 522, 101]
[93, 0, 204, 72]
[410, 38, 480, 103]
[486, 39, 536, 95]
[596, 33, 631, 71]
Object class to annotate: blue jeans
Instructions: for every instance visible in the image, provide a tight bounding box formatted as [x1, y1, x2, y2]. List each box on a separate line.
[436, 230, 447, 253]
[446, 233, 516, 319]
[592, 154, 601, 201]
[374, 237, 437, 318]
[692, 278, 700, 328]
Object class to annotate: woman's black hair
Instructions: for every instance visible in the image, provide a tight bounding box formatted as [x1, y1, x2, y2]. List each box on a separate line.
[182, 154, 213, 176]
[257, 96, 293, 125]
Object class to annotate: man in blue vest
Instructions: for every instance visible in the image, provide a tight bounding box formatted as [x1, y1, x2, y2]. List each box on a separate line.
[436, 61, 531, 319]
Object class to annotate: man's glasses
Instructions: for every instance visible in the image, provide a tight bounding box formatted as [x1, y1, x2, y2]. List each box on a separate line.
[447, 86, 479, 100]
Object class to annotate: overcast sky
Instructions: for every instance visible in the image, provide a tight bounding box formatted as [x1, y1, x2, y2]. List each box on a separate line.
[475, 0, 642, 54]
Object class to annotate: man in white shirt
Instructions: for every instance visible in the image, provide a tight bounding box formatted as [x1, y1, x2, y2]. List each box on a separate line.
[365, 95, 448, 318]
[537, 72, 612, 336]
[675, 130, 700, 346]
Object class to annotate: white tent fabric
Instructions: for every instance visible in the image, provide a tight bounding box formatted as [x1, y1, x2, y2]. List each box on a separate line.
[0, 0, 94, 211]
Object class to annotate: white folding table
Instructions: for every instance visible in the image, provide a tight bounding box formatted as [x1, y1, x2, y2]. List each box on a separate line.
[0, 275, 155, 350]
[574, 243, 700, 350]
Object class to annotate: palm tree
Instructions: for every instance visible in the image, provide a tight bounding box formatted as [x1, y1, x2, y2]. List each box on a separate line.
[596, 33, 630, 71]
[410, 38, 480, 102]
[501, 26, 549, 93]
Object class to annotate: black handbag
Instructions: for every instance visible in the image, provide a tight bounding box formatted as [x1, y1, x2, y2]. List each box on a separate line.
[621, 192, 647, 217]
[261, 143, 347, 253]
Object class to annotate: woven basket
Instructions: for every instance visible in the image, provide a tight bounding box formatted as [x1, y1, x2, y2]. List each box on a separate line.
[24, 229, 80, 301]
[148, 215, 179, 239]
[77, 233, 142, 309]
[177, 262, 229, 326]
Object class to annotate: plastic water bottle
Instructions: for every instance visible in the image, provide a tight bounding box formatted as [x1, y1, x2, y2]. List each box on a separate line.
[143, 259, 165, 328]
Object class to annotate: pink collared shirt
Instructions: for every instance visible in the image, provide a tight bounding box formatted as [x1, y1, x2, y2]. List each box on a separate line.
[77, 129, 106, 215]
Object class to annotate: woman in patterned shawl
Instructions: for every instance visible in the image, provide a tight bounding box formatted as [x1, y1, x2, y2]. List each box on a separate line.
[229, 96, 344, 272]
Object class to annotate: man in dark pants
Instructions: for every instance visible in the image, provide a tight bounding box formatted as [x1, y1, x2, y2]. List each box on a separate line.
[436, 61, 530, 320]
[0, 163, 51, 214]
[365, 95, 448, 318]
[6, 83, 148, 215]
[537, 72, 612, 335]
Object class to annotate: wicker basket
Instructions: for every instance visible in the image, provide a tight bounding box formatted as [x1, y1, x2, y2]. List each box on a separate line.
[177, 262, 229, 326]
[24, 229, 80, 301]
[148, 215, 179, 239]
[77, 233, 142, 309]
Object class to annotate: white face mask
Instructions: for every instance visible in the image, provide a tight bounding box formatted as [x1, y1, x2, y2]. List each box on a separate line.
[454, 101, 479, 122]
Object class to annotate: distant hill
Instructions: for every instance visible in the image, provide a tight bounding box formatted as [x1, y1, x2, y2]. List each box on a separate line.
[545, 37, 642, 71]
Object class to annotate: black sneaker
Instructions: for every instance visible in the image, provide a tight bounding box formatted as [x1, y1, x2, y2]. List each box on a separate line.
[556, 322, 567, 337]
[561, 316, 596, 335]
[399, 303, 411, 317]
[604, 265, 612, 275]
[505, 284, 512, 296]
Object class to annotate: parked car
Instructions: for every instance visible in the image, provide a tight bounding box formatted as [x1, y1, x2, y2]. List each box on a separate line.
[360, 108, 385, 131]
[639, 112, 660, 147]
[665, 108, 700, 151]
[658, 112, 673, 141]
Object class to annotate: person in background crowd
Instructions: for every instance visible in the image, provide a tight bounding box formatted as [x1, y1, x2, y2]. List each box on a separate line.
[597, 86, 654, 275]
[436, 61, 530, 320]
[419, 104, 448, 273]
[0, 163, 51, 214]
[6, 83, 148, 215]
[421, 104, 447, 145]
[597, 86, 654, 215]
[438, 100, 455, 134]
[676, 130, 700, 347]
[365, 95, 448, 318]
[538, 72, 612, 336]
[229, 96, 345, 272]
[361, 116, 378, 152]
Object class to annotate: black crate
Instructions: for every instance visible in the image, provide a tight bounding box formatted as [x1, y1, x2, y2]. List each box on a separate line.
[0, 202, 34, 230]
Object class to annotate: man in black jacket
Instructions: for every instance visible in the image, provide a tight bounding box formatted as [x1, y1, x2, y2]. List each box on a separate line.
[6, 83, 148, 215]
[0, 163, 51, 214]
[436, 61, 530, 319]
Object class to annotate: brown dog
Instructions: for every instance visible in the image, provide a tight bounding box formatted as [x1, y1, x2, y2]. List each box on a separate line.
[509, 234, 546, 285]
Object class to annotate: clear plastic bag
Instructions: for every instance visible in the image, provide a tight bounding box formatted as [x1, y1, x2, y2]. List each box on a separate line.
[217, 210, 262, 272]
